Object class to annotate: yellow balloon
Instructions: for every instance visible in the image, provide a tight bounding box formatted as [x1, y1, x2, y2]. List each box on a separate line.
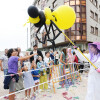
[46, 19, 51, 25]
[52, 5, 76, 29]
[28, 16, 40, 24]
[44, 7, 52, 25]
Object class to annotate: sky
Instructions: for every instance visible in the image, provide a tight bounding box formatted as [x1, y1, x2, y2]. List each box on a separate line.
[0, 0, 34, 51]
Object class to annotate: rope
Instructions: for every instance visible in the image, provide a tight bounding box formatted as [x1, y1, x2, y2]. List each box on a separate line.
[0, 63, 86, 77]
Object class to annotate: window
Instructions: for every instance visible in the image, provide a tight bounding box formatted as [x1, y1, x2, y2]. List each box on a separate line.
[71, 24, 75, 30]
[82, 6, 86, 12]
[82, 36, 86, 40]
[81, 1, 86, 6]
[91, 26, 94, 33]
[76, 0, 80, 5]
[76, 36, 81, 40]
[70, 1, 75, 5]
[95, 13, 98, 22]
[81, 18, 86, 23]
[83, 31, 86, 35]
[95, 27, 98, 35]
[64, 0, 69, 6]
[76, 31, 81, 36]
[76, 13, 80, 18]
[71, 6, 75, 10]
[76, 23, 81, 30]
[76, 6, 80, 12]
[82, 24, 86, 30]
[70, 31, 75, 36]
[71, 36, 75, 40]
[76, 18, 81, 23]
[90, 10, 94, 18]
[82, 13, 86, 18]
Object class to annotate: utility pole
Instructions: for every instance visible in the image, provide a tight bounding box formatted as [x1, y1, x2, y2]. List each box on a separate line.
[27, 27, 28, 50]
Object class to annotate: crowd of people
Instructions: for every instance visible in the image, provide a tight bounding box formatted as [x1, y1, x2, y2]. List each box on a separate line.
[0, 45, 87, 100]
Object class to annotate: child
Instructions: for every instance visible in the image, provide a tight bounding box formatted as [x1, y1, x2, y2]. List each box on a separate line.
[37, 56, 48, 91]
[22, 66, 35, 99]
[44, 51, 54, 88]
[31, 61, 40, 95]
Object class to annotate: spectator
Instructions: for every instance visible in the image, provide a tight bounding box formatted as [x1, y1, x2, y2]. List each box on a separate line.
[55, 51, 59, 65]
[17, 47, 24, 57]
[31, 61, 40, 95]
[24, 51, 31, 70]
[0, 49, 8, 75]
[50, 50, 54, 61]
[79, 49, 86, 73]
[73, 52, 78, 71]
[30, 45, 43, 64]
[15, 48, 24, 91]
[0, 49, 8, 99]
[67, 48, 75, 80]
[37, 56, 48, 91]
[82, 49, 86, 53]
[74, 43, 100, 100]
[44, 51, 53, 88]
[22, 66, 35, 99]
[73, 52, 78, 63]
[67, 48, 74, 63]
[59, 48, 67, 86]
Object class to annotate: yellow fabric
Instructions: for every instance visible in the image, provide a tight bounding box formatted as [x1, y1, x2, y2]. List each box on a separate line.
[39, 70, 48, 90]
[28, 16, 40, 24]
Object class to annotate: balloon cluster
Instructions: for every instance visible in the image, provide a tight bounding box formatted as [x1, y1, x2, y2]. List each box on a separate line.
[27, 5, 76, 50]
[27, 5, 76, 29]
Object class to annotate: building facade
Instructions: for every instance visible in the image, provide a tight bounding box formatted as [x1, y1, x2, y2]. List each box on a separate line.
[30, 0, 100, 51]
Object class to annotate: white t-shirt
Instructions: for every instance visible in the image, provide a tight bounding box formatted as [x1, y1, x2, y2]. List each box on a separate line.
[33, 50, 37, 63]
[44, 56, 53, 66]
[55, 54, 59, 59]
[19, 53, 24, 57]
[44, 57, 50, 64]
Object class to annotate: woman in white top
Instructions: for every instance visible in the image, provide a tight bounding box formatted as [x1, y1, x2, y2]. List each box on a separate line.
[74, 42, 100, 100]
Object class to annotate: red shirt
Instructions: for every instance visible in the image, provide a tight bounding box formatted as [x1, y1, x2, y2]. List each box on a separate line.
[74, 56, 78, 63]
